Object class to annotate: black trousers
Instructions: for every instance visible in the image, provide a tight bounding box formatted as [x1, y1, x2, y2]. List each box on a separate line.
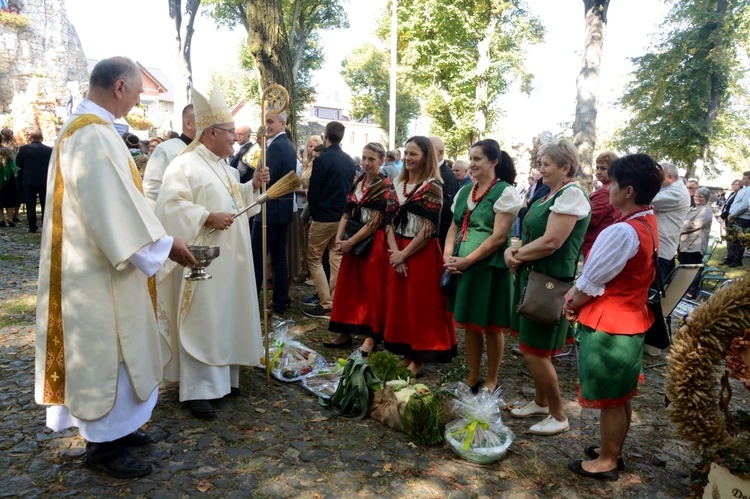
[23, 184, 46, 230]
[727, 218, 750, 262]
[252, 221, 290, 314]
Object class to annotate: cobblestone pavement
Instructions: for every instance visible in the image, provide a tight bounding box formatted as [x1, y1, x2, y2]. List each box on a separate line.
[0, 223, 698, 498]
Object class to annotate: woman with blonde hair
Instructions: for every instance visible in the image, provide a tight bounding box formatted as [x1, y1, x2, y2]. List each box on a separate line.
[505, 138, 591, 435]
[327, 142, 395, 352]
[383, 136, 456, 376]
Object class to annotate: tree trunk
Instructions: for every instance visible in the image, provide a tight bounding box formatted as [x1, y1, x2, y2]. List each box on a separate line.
[572, 0, 609, 192]
[474, 16, 497, 141]
[246, 0, 296, 138]
[168, 0, 201, 103]
[694, 0, 728, 179]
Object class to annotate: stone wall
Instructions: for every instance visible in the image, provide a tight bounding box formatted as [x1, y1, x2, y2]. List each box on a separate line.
[0, 0, 88, 113]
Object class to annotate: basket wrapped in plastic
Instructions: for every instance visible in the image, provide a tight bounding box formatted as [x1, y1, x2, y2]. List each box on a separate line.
[444, 384, 514, 464]
[301, 351, 362, 397]
[265, 320, 327, 382]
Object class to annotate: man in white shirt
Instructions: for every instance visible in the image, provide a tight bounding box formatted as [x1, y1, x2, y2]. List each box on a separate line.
[652, 162, 691, 278]
[34, 57, 196, 479]
[726, 171, 750, 267]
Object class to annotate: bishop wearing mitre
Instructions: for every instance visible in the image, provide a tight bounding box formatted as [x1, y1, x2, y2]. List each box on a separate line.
[154, 83, 267, 419]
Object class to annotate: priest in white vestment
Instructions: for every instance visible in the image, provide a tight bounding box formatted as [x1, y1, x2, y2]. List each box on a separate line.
[154, 83, 266, 419]
[34, 57, 197, 479]
[143, 104, 196, 208]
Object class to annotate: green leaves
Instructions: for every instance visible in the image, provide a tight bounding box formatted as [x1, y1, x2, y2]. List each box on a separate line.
[341, 43, 420, 146]
[381, 0, 542, 155]
[616, 0, 750, 178]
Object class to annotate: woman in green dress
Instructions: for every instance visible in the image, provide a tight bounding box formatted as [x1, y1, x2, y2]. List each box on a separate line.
[504, 138, 591, 436]
[443, 139, 521, 394]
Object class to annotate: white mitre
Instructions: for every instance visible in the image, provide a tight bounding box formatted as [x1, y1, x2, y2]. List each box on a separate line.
[182, 81, 235, 154]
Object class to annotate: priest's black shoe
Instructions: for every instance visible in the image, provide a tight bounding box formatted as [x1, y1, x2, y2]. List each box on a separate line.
[86, 449, 152, 479]
[187, 399, 216, 418]
[116, 430, 153, 447]
[567, 460, 619, 481]
[229, 387, 247, 398]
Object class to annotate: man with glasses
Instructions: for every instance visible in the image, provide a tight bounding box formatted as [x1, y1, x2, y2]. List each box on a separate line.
[726, 171, 750, 267]
[652, 162, 691, 277]
[230, 124, 255, 183]
[154, 83, 268, 419]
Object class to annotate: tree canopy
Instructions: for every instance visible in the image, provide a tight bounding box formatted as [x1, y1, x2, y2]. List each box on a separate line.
[377, 0, 542, 156]
[341, 43, 420, 147]
[616, 0, 750, 178]
[202, 0, 349, 137]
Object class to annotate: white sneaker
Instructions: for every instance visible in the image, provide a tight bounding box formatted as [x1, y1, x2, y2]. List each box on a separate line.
[510, 401, 550, 419]
[528, 415, 570, 435]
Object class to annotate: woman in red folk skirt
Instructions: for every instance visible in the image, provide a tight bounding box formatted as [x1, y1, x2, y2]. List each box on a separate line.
[383, 136, 457, 377]
[327, 142, 396, 354]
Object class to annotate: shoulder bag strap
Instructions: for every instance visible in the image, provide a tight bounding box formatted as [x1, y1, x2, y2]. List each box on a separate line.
[636, 218, 665, 298]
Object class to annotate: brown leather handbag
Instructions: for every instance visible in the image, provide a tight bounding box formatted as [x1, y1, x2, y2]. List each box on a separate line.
[515, 270, 572, 325]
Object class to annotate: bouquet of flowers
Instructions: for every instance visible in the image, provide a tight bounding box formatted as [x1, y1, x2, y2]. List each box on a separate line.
[266, 320, 327, 382]
[444, 383, 514, 464]
[726, 225, 750, 247]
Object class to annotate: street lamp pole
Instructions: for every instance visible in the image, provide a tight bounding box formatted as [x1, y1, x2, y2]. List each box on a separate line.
[388, 0, 397, 151]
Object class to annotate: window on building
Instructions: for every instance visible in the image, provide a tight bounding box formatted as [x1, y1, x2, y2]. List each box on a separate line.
[334, 110, 339, 119]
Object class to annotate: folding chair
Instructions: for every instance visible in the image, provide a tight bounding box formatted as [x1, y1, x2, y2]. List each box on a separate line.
[699, 235, 727, 290]
[644, 264, 703, 365]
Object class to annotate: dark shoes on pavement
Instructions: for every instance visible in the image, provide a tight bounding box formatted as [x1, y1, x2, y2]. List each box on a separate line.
[115, 429, 152, 447]
[584, 445, 625, 471]
[568, 460, 619, 481]
[85, 437, 153, 479]
[304, 305, 331, 319]
[187, 399, 216, 418]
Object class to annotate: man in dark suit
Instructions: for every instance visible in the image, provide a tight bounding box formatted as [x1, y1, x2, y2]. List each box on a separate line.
[229, 124, 254, 183]
[303, 121, 355, 321]
[252, 111, 297, 315]
[430, 136, 459, 250]
[15, 128, 52, 233]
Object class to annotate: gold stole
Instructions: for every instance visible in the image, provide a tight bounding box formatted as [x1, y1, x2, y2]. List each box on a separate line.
[43, 115, 157, 404]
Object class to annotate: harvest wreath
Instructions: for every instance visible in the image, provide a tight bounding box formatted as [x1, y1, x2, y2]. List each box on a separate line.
[665, 277, 750, 485]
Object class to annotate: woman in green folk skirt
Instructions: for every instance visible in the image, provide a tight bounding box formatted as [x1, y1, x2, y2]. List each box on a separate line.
[443, 139, 521, 394]
[563, 154, 663, 481]
[504, 139, 591, 436]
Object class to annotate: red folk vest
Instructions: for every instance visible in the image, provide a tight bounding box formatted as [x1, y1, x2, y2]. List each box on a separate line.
[577, 214, 657, 335]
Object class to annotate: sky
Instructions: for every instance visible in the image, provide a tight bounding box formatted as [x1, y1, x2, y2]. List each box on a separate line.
[65, 0, 669, 147]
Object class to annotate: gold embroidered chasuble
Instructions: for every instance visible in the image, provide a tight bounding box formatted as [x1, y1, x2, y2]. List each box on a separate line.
[35, 114, 168, 421]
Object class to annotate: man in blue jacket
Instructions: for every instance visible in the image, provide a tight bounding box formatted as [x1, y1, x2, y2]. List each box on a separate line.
[252, 110, 297, 315]
[303, 121, 355, 320]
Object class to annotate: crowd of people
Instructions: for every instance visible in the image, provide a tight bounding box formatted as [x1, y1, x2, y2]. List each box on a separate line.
[24, 56, 750, 483]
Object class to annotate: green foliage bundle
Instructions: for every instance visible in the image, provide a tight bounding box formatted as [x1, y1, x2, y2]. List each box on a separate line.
[365, 350, 412, 383]
[125, 113, 153, 131]
[319, 358, 382, 420]
[402, 362, 470, 445]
